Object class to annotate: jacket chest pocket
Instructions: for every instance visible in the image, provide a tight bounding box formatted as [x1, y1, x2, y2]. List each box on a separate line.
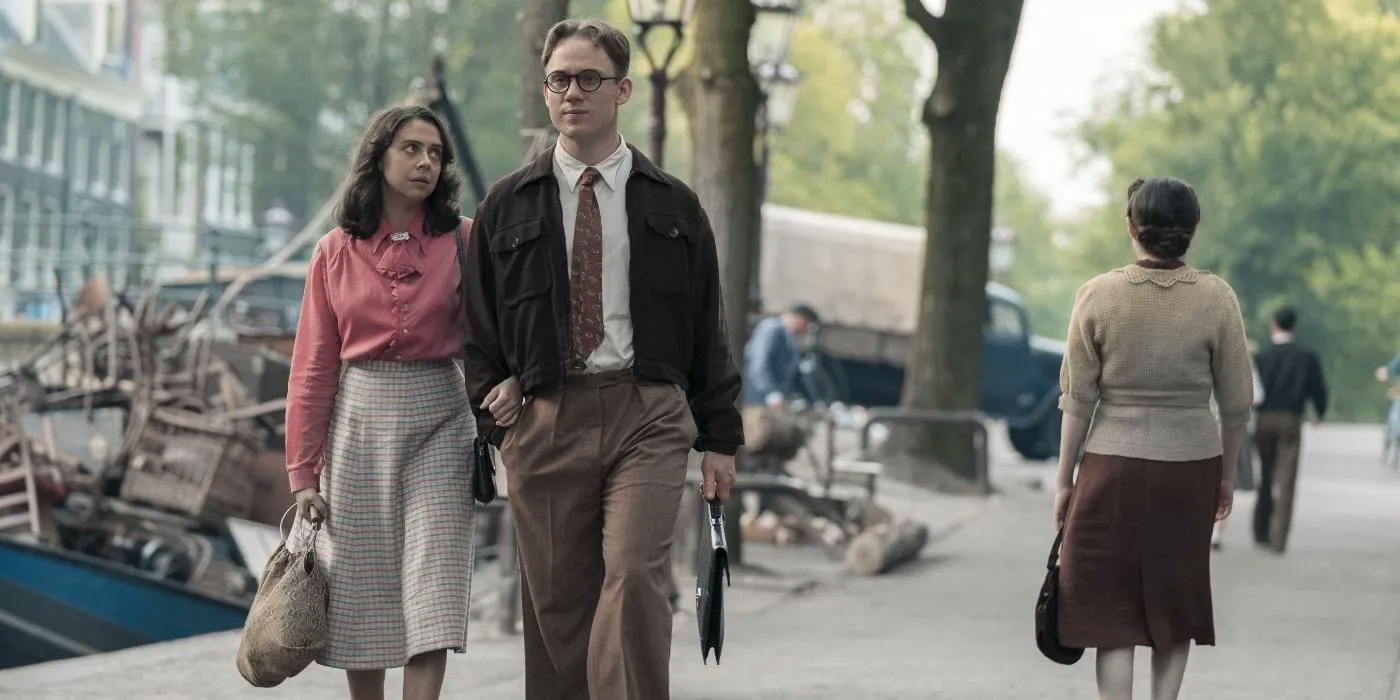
[642, 213, 691, 295]
[489, 218, 553, 308]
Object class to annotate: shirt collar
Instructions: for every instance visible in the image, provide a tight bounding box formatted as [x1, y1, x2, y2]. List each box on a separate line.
[1271, 331, 1295, 345]
[368, 209, 427, 253]
[554, 135, 631, 193]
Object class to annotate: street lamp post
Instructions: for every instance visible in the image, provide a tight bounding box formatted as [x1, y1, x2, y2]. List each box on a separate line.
[628, 0, 698, 168]
[990, 224, 1018, 279]
[748, 0, 802, 317]
[754, 61, 801, 202]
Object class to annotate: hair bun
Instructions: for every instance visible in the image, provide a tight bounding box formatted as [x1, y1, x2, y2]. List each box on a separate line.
[1135, 224, 1195, 260]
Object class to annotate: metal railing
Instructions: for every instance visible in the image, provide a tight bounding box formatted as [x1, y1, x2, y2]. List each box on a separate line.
[858, 407, 992, 495]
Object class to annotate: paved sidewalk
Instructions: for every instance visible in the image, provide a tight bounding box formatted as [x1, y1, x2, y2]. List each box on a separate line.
[6, 424, 1397, 699]
[0, 470, 988, 699]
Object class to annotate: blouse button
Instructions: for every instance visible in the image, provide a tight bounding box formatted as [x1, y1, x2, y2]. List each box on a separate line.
[401, 328, 409, 334]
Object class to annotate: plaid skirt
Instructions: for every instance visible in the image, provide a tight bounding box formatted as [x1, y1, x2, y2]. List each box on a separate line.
[295, 359, 476, 670]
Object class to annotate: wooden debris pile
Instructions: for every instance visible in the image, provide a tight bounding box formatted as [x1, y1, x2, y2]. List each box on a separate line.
[0, 277, 287, 531]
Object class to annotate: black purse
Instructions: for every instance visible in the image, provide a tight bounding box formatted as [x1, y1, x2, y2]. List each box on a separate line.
[456, 223, 498, 506]
[1035, 524, 1083, 665]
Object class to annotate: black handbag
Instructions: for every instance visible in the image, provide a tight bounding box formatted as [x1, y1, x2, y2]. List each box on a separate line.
[456, 223, 498, 506]
[1035, 524, 1083, 665]
[696, 500, 731, 665]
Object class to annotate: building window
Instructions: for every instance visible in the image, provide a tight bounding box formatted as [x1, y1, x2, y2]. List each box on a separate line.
[0, 187, 11, 285]
[240, 142, 255, 223]
[16, 85, 33, 163]
[29, 91, 45, 168]
[203, 129, 221, 223]
[111, 122, 129, 201]
[41, 199, 60, 291]
[222, 136, 237, 222]
[72, 108, 88, 191]
[0, 76, 11, 159]
[91, 116, 109, 194]
[13, 194, 36, 288]
[46, 98, 64, 174]
[174, 128, 191, 218]
[105, 0, 127, 62]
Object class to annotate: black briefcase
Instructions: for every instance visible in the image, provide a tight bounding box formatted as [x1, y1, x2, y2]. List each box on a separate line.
[696, 500, 731, 665]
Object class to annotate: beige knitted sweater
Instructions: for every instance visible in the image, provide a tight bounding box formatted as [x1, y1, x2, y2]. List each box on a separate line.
[1059, 264, 1255, 462]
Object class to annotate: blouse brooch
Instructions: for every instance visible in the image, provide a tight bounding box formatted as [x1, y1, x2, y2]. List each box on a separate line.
[389, 231, 411, 242]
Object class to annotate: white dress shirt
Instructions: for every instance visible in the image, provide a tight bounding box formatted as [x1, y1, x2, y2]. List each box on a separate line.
[554, 136, 634, 372]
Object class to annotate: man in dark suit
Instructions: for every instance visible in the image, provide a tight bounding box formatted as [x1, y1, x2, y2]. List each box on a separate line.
[1252, 306, 1328, 553]
[460, 18, 742, 700]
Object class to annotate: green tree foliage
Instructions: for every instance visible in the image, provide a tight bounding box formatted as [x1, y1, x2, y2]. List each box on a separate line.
[765, 0, 929, 225]
[994, 152, 1076, 339]
[1071, 0, 1400, 419]
[157, 0, 523, 219]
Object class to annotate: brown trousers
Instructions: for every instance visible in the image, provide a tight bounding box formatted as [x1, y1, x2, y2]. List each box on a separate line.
[1252, 412, 1302, 552]
[501, 370, 697, 700]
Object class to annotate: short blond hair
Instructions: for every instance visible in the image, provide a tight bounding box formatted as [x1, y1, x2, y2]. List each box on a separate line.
[541, 19, 631, 76]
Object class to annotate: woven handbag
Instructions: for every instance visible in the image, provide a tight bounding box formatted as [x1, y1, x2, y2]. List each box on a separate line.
[236, 507, 330, 687]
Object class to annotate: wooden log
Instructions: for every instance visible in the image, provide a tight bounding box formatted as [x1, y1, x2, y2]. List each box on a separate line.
[844, 519, 930, 576]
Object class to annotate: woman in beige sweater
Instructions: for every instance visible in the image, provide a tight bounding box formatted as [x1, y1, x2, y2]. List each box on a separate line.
[1053, 177, 1253, 700]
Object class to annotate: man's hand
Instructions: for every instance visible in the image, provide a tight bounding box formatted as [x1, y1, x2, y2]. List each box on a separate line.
[482, 376, 523, 427]
[700, 452, 737, 503]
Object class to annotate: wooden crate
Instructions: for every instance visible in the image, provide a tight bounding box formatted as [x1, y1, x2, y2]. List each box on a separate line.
[119, 406, 259, 521]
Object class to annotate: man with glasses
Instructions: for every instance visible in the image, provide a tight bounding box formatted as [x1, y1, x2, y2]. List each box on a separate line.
[460, 17, 743, 700]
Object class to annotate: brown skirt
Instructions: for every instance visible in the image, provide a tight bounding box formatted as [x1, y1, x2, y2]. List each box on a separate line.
[1057, 452, 1221, 650]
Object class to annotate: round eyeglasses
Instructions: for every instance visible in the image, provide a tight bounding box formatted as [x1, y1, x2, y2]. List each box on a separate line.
[545, 69, 622, 94]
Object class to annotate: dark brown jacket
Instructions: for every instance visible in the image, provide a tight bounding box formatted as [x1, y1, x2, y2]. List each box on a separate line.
[461, 144, 743, 455]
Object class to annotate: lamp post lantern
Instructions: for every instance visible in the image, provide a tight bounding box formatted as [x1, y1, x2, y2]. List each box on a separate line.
[628, 0, 697, 167]
[990, 224, 1018, 278]
[749, 0, 800, 70]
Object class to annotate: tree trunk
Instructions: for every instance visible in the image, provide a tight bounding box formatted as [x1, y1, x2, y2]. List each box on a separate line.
[674, 0, 761, 565]
[674, 0, 761, 372]
[519, 0, 569, 157]
[887, 0, 1024, 486]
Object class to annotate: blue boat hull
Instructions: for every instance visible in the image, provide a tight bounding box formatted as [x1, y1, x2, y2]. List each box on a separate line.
[0, 537, 250, 670]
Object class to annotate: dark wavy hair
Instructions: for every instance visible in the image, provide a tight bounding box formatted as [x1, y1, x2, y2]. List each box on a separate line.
[1126, 177, 1200, 260]
[334, 105, 463, 239]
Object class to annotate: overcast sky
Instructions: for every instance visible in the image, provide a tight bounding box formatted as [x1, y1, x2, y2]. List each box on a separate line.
[996, 0, 1197, 218]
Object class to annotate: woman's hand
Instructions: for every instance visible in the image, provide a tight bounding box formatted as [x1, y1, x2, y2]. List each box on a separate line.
[295, 487, 328, 525]
[1054, 486, 1073, 530]
[483, 376, 524, 427]
[1216, 480, 1234, 522]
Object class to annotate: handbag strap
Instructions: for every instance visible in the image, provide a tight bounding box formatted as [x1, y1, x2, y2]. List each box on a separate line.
[1046, 525, 1065, 570]
[454, 219, 468, 328]
[278, 504, 320, 543]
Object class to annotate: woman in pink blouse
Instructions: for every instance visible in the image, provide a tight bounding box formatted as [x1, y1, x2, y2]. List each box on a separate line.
[284, 104, 477, 700]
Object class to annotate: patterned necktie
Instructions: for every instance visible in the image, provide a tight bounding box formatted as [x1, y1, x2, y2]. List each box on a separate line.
[570, 167, 604, 361]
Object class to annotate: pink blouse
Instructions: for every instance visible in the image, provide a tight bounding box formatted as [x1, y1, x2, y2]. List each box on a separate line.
[285, 212, 472, 492]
